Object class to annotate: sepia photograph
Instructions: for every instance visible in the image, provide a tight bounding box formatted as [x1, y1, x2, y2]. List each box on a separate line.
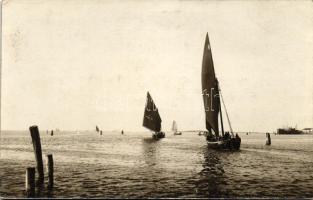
[1, 0, 313, 198]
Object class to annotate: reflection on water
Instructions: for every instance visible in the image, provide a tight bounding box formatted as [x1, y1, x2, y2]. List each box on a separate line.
[1, 131, 313, 198]
[196, 147, 226, 197]
[142, 138, 159, 167]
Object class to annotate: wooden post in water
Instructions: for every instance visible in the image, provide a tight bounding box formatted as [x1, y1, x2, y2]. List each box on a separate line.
[25, 167, 35, 197]
[29, 126, 44, 185]
[266, 132, 271, 145]
[46, 154, 54, 188]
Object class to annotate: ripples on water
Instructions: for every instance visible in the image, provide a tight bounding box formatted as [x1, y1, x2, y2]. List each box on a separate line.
[1, 131, 313, 198]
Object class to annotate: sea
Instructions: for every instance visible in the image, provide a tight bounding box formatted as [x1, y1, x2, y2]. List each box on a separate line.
[1, 130, 313, 198]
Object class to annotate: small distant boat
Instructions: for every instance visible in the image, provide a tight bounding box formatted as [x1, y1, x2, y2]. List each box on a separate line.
[198, 131, 205, 136]
[50, 130, 54, 136]
[100, 130, 103, 135]
[121, 130, 124, 135]
[96, 126, 100, 133]
[143, 92, 165, 139]
[201, 33, 241, 150]
[172, 120, 182, 135]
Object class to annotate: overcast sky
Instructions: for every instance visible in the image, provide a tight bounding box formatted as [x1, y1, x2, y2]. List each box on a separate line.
[1, 0, 312, 132]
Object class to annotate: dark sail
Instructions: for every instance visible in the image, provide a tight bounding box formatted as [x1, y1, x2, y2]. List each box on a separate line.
[201, 33, 220, 136]
[143, 92, 162, 132]
[96, 126, 99, 132]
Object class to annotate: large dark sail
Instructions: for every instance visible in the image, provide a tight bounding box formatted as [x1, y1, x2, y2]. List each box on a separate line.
[201, 33, 220, 136]
[143, 92, 162, 132]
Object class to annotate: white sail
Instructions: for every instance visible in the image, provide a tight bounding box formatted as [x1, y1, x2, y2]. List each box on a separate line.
[172, 120, 178, 133]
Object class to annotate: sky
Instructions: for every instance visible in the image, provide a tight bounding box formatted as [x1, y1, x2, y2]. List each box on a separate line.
[1, 0, 312, 132]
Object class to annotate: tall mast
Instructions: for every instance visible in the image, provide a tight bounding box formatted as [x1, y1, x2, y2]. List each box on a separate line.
[219, 89, 225, 137]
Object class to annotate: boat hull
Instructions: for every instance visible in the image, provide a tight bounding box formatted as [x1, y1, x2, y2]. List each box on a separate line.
[153, 131, 165, 139]
[207, 137, 241, 150]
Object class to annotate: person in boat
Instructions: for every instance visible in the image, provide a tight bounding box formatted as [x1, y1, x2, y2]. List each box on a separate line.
[224, 131, 230, 140]
[236, 133, 241, 141]
[206, 130, 218, 141]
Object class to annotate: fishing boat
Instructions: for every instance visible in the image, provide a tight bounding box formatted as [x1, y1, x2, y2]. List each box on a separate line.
[172, 120, 182, 135]
[201, 33, 241, 150]
[143, 92, 165, 139]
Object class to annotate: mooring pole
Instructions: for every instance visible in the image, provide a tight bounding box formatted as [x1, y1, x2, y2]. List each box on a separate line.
[29, 126, 44, 185]
[46, 154, 54, 188]
[25, 167, 35, 197]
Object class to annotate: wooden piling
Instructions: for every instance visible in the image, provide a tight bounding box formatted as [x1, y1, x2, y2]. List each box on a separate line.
[46, 154, 54, 188]
[29, 126, 44, 185]
[266, 132, 271, 145]
[25, 167, 35, 197]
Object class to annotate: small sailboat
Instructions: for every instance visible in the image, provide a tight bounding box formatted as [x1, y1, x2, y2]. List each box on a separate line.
[121, 130, 124, 135]
[96, 126, 100, 133]
[201, 33, 241, 150]
[172, 120, 182, 135]
[143, 92, 165, 139]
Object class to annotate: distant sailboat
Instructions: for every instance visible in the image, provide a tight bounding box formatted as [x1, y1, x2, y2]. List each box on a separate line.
[201, 33, 241, 150]
[96, 126, 99, 133]
[172, 120, 182, 135]
[143, 92, 165, 139]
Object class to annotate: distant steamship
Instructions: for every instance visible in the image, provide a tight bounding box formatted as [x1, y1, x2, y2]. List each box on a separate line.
[277, 127, 303, 135]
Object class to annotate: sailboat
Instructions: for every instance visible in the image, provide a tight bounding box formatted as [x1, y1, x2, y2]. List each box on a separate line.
[201, 33, 241, 150]
[172, 120, 182, 135]
[96, 126, 99, 133]
[143, 92, 165, 139]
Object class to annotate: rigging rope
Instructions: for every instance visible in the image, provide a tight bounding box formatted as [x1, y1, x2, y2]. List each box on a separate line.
[219, 88, 234, 136]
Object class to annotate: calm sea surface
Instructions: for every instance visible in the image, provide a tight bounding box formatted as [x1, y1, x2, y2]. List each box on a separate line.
[1, 130, 313, 198]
